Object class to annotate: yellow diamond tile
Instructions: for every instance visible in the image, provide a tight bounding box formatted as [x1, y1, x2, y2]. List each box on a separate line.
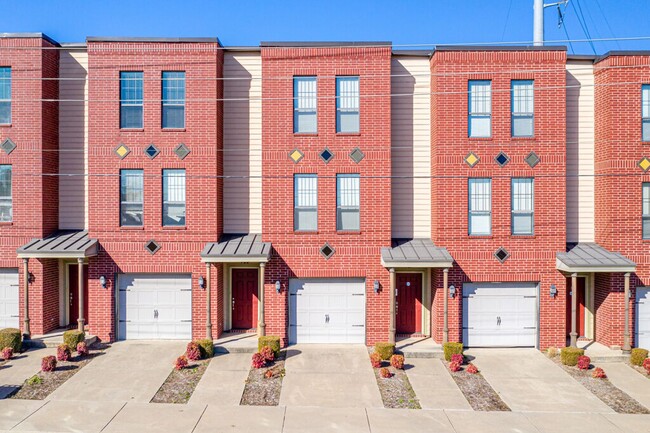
[290, 149, 303, 163]
[640, 158, 650, 172]
[465, 152, 479, 167]
[115, 146, 129, 158]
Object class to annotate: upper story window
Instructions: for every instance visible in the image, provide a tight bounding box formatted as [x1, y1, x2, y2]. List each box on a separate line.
[643, 84, 650, 142]
[294, 77, 317, 133]
[643, 183, 650, 239]
[512, 178, 534, 235]
[120, 169, 144, 226]
[294, 174, 317, 231]
[468, 80, 491, 138]
[120, 71, 143, 129]
[336, 76, 359, 133]
[162, 71, 185, 129]
[163, 169, 186, 226]
[468, 178, 491, 235]
[512, 80, 534, 137]
[0, 68, 11, 125]
[0, 165, 12, 222]
[337, 174, 360, 231]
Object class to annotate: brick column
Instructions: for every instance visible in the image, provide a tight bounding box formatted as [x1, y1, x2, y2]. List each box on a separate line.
[22, 258, 30, 339]
[570, 273, 578, 347]
[443, 268, 449, 344]
[206, 262, 213, 340]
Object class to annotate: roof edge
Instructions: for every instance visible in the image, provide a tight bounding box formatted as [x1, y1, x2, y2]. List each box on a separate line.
[434, 45, 567, 52]
[261, 41, 391, 48]
[596, 50, 650, 63]
[0, 32, 59, 46]
[87, 36, 221, 45]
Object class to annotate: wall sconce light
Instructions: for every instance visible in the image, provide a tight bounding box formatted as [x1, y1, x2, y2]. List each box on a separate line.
[99, 275, 107, 289]
[28, 272, 34, 284]
[373, 280, 380, 293]
[198, 276, 205, 289]
[449, 285, 456, 299]
[275, 281, 281, 293]
[550, 284, 557, 298]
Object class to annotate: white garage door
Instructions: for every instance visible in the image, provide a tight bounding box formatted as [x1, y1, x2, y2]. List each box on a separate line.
[0, 269, 19, 329]
[636, 288, 650, 349]
[118, 274, 192, 340]
[463, 282, 538, 347]
[289, 278, 365, 344]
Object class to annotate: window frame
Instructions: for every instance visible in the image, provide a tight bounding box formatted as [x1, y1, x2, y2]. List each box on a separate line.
[293, 76, 317, 134]
[643, 84, 650, 142]
[336, 76, 360, 133]
[162, 169, 186, 227]
[119, 169, 144, 227]
[468, 80, 492, 138]
[119, 71, 144, 129]
[293, 174, 318, 232]
[511, 80, 535, 138]
[511, 178, 535, 236]
[336, 174, 360, 231]
[0, 165, 12, 222]
[468, 178, 492, 236]
[643, 183, 650, 239]
[0, 67, 11, 125]
[161, 71, 186, 129]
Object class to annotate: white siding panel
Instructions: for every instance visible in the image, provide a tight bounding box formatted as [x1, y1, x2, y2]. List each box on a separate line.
[391, 57, 431, 238]
[59, 50, 88, 229]
[566, 61, 595, 242]
[223, 52, 262, 234]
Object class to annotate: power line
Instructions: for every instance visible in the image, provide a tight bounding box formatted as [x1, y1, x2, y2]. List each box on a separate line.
[593, 0, 622, 51]
[572, 0, 597, 54]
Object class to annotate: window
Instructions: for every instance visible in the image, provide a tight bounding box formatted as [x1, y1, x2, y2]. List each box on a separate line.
[0, 68, 10, 124]
[512, 80, 534, 137]
[468, 178, 491, 235]
[337, 174, 360, 231]
[0, 166, 12, 222]
[163, 169, 186, 226]
[643, 183, 650, 239]
[120, 169, 143, 226]
[294, 174, 317, 231]
[512, 178, 534, 235]
[336, 76, 359, 133]
[468, 80, 491, 137]
[294, 77, 317, 133]
[120, 71, 143, 129]
[643, 85, 650, 141]
[162, 71, 185, 129]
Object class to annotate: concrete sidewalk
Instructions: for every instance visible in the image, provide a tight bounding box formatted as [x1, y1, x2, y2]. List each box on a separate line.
[189, 352, 250, 406]
[596, 361, 650, 409]
[0, 347, 50, 399]
[405, 358, 470, 410]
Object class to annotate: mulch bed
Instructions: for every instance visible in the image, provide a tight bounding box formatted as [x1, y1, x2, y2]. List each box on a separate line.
[240, 352, 285, 406]
[444, 361, 510, 412]
[629, 364, 650, 378]
[151, 358, 210, 404]
[373, 363, 421, 409]
[552, 358, 650, 414]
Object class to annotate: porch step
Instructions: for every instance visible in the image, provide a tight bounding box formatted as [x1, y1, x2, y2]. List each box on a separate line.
[214, 344, 256, 354]
[399, 347, 445, 359]
[23, 334, 97, 349]
[587, 353, 630, 363]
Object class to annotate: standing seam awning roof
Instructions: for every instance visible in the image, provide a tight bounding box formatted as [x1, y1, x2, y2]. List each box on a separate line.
[201, 234, 271, 263]
[381, 238, 453, 268]
[556, 243, 636, 273]
[17, 230, 98, 259]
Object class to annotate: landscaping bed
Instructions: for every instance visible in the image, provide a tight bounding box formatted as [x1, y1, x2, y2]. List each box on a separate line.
[240, 351, 285, 406]
[151, 358, 210, 404]
[373, 363, 420, 409]
[444, 360, 510, 412]
[630, 364, 650, 378]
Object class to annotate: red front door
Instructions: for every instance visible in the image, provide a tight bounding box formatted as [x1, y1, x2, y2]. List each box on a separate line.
[396, 273, 422, 334]
[566, 276, 586, 337]
[232, 268, 258, 329]
[69, 264, 89, 327]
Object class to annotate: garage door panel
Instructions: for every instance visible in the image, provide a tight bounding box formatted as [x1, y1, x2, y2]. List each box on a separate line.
[636, 289, 650, 349]
[0, 269, 19, 329]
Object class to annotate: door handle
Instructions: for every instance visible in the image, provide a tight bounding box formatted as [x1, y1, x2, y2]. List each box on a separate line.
[325, 314, 329, 323]
[154, 309, 158, 319]
[497, 316, 501, 326]
[232, 299, 235, 311]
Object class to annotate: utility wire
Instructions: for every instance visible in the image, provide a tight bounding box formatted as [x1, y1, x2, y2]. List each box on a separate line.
[500, 0, 514, 42]
[593, 0, 622, 51]
[572, 0, 597, 54]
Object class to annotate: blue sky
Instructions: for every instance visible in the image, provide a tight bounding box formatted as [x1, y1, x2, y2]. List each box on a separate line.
[6, 0, 650, 54]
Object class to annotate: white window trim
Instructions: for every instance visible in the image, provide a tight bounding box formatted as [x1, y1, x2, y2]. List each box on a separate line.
[512, 80, 534, 138]
[294, 174, 318, 232]
[468, 178, 492, 236]
[511, 178, 535, 236]
[468, 80, 492, 138]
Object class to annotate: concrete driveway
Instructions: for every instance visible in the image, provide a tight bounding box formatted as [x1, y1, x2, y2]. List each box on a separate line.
[467, 348, 613, 413]
[0, 347, 50, 399]
[279, 344, 382, 408]
[48, 340, 186, 403]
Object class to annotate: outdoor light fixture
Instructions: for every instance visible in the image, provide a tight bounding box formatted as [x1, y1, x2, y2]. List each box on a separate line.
[198, 276, 205, 289]
[373, 280, 380, 293]
[550, 284, 557, 298]
[449, 285, 456, 299]
[99, 275, 107, 289]
[275, 280, 281, 293]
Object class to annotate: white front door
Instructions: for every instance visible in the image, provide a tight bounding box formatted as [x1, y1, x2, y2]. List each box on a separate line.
[636, 287, 650, 349]
[289, 278, 365, 344]
[0, 269, 19, 329]
[463, 282, 538, 347]
[118, 274, 192, 340]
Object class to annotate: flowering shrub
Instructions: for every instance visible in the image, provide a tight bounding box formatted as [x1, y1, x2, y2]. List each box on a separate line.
[643, 358, 650, 375]
[56, 344, 71, 362]
[467, 363, 479, 374]
[1, 346, 13, 361]
[370, 352, 382, 368]
[450, 353, 464, 365]
[251, 352, 266, 369]
[592, 367, 607, 379]
[186, 342, 201, 361]
[577, 355, 591, 370]
[449, 361, 462, 372]
[76, 342, 89, 357]
[379, 367, 392, 378]
[390, 354, 405, 370]
[174, 355, 188, 370]
[41, 355, 57, 372]
[260, 345, 275, 362]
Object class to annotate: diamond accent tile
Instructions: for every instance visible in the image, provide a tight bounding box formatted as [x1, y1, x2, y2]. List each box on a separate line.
[639, 157, 650, 172]
[174, 143, 191, 160]
[464, 152, 480, 168]
[525, 151, 541, 168]
[319, 243, 335, 260]
[1, 138, 16, 155]
[349, 147, 365, 164]
[494, 247, 510, 263]
[145, 240, 161, 255]
[289, 148, 304, 164]
[495, 152, 510, 167]
[144, 144, 160, 159]
[319, 148, 334, 164]
[114, 144, 131, 159]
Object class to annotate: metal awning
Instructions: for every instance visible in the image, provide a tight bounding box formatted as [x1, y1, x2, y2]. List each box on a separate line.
[201, 233, 271, 263]
[556, 243, 636, 273]
[17, 230, 98, 259]
[381, 238, 453, 268]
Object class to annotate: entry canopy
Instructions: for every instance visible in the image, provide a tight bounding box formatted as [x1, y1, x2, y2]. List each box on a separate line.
[381, 238, 453, 268]
[17, 230, 98, 259]
[201, 233, 271, 263]
[556, 242, 636, 273]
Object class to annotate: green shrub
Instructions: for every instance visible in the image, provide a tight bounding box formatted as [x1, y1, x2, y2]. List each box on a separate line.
[0, 328, 21, 353]
[63, 330, 85, 351]
[630, 348, 649, 366]
[546, 347, 559, 358]
[560, 347, 584, 366]
[443, 342, 463, 362]
[374, 342, 395, 360]
[258, 336, 281, 358]
[194, 339, 214, 359]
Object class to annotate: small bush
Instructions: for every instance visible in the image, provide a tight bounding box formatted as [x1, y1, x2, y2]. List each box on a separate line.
[251, 352, 266, 369]
[630, 348, 649, 366]
[186, 342, 201, 361]
[643, 358, 650, 375]
[27, 375, 42, 385]
[560, 347, 584, 366]
[467, 363, 479, 374]
[56, 344, 71, 362]
[63, 330, 85, 351]
[195, 339, 214, 359]
[1, 346, 13, 361]
[379, 367, 392, 378]
[0, 328, 21, 353]
[76, 342, 89, 357]
[174, 355, 188, 370]
[449, 361, 462, 372]
[450, 353, 464, 365]
[546, 347, 559, 358]
[370, 352, 382, 368]
[443, 342, 463, 362]
[260, 345, 275, 362]
[258, 336, 281, 359]
[592, 367, 607, 379]
[577, 355, 591, 370]
[390, 354, 405, 369]
[41, 355, 57, 372]
[374, 342, 395, 360]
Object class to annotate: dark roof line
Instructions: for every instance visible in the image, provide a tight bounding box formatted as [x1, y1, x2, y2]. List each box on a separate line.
[596, 50, 650, 63]
[260, 41, 392, 48]
[434, 45, 568, 52]
[0, 32, 59, 46]
[87, 36, 221, 45]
